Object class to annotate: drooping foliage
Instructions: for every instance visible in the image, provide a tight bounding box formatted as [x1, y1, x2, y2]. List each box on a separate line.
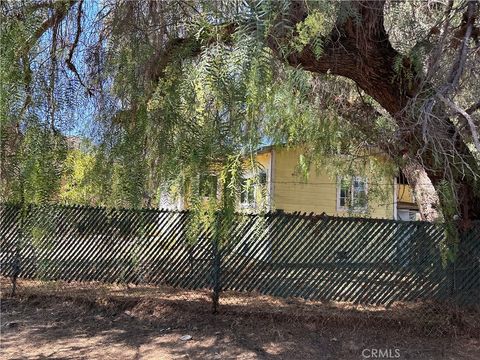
[1, 0, 479, 229]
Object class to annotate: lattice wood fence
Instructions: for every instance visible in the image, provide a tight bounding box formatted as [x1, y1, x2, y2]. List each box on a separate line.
[1, 204, 479, 307]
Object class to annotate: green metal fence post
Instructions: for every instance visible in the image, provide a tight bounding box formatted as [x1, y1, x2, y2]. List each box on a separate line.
[11, 247, 20, 297]
[211, 239, 221, 313]
[211, 212, 222, 314]
[11, 204, 27, 296]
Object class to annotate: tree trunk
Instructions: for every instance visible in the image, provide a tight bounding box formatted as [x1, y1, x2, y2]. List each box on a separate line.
[402, 157, 441, 222]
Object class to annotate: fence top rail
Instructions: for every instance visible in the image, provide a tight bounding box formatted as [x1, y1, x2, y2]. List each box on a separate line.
[2, 202, 480, 228]
[0, 202, 190, 214]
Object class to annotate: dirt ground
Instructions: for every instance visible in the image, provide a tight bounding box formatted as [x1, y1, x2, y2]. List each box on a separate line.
[1, 278, 479, 360]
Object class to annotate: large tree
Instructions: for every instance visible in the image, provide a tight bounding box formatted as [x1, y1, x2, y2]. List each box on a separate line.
[266, 0, 480, 225]
[1, 0, 479, 227]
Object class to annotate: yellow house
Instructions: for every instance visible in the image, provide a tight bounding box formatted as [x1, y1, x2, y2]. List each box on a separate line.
[160, 145, 419, 221]
[244, 146, 419, 220]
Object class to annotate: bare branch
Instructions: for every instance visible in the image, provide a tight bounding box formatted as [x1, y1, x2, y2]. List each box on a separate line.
[437, 93, 480, 153]
[18, 55, 32, 120]
[444, 0, 477, 92]
[425, 0, 454, 79]
[19, 0, 77, 59]
[64, 0, 94, 96]
[5, 1, 58, 19]
[466, 100, 480, 114]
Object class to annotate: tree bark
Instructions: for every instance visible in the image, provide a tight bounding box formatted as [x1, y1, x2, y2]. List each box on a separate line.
[401, 157, 440, 222]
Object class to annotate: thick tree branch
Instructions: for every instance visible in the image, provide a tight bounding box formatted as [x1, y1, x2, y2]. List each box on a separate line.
[268, 1, 408, 115]
[6, 1, 59, 19]
[146, 23, 236, 94]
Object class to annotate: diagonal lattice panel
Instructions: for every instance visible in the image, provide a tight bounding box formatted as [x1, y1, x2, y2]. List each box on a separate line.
[1, 204, 478, 305]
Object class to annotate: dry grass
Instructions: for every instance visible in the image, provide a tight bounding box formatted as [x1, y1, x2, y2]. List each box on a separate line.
[1, 277, 479, 359]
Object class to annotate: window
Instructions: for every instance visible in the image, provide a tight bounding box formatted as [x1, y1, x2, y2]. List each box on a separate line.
[398, 209, 418, 221]
[258, 171, 267, 186]
[199, 175, 218, 198]
[240, 178, 255, 205]
[337, 176, 368, 211]
[240, 170, 267, 207]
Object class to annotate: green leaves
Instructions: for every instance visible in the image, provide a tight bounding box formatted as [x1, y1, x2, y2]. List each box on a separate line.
[17, 124, 67, 204]
[292, 10, 329, 58]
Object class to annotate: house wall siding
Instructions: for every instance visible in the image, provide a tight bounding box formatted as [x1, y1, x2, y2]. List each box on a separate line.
[255, 152, 271, 172]
[271, 148, 395, 219]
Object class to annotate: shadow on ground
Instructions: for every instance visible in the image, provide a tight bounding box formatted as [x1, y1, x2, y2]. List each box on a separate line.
[1, 278, 479, 359]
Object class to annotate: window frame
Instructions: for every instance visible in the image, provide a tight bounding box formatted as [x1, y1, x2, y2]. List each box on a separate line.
[336, 176, 368, 212]
[240, 178, 255, 206]
[239, 169, 268, 208]
[199, 174, 219, 199]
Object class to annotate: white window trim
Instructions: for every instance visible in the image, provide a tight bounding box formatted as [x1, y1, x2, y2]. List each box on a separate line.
[269, 149, 274, 211]
[393, 177, 398, 220]
[336, 176, 368, 212]
[239, 169, 268, 209]
[239, 178, 255, 207]
[398, 209, 418, 221]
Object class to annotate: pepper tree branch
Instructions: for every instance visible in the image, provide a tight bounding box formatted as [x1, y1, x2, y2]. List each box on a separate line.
[466, 100, 480, 114]
[444, 0, 478, 93]
[437, 93, 480, 153]
[64, 0, 94, 96]
[19, 0, 77, 59]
